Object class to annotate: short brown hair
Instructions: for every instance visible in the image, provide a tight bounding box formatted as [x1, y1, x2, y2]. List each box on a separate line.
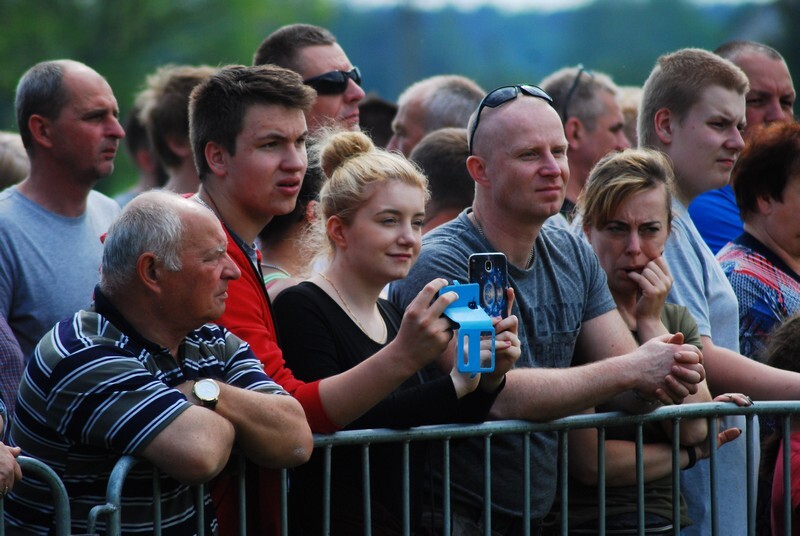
[579, 148, 675, 232]
[189, 64, 316, 179]
[253, 24, 336, 72]
[138, 65, 217, 170]
[732, 121, 800, 220]
[409, 127, 473, 214]
[639, 48, 749, 149]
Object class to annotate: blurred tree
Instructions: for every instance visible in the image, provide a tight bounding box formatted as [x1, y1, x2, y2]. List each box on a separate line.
[0, 0, 332, 194]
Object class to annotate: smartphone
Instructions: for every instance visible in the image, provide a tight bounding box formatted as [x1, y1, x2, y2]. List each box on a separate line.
[468, 252, 508, 319]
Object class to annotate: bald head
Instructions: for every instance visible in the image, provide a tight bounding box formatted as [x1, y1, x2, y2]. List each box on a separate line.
[469, 92, 563, 158]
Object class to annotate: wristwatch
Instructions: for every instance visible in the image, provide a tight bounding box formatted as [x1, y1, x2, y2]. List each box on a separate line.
[193, 378, 220, 410]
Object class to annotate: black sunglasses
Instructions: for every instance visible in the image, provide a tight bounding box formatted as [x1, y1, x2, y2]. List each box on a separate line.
[561, 64, 594, 121]
[303, 67, 362, 95]
[468, 84, 553, 155]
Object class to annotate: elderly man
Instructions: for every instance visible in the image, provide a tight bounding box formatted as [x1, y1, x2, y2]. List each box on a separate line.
[689, 41, 796, 253]
[5, 191, 312, 535]
[253, 23, 365, 131]
[540, 66, 631, 222]
[387, 74, 484, 156]
[390, 84, 704, 533]
[0, 60, 123, 356]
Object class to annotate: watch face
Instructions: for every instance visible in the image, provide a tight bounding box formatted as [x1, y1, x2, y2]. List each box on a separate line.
[195, 379, 220, 401]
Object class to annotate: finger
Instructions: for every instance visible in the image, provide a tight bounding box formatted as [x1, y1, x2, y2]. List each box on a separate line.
[504, 287, 516, 319]
[653, 387, 676, 405]
[668, 331, 685, 346]
[671, 363, 703, 385]
[409, 278, 451, 311]
[492, 314, 518, 334]
[672, 346, 702, 364]
[717, 427, 742, 446]
[651, 255, 672, 278]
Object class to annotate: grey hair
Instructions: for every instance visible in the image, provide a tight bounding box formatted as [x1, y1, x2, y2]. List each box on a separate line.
[540, 66, 619, 131]
[15, 60, 74, 154]
[100, 190, 185, 295]
[399, 75, 484, 134]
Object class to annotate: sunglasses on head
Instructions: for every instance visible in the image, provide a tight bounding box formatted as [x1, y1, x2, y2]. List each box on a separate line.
[468, 84, 554, 155]
[303, 67, 362, 95]
[561, 64, 594, 121]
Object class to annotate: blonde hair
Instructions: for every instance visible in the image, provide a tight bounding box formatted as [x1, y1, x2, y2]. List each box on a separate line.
[579, 148, 675, 232]
[311, 130, 429, 253]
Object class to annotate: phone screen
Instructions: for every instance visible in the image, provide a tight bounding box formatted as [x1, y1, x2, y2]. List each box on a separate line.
[468, 253, 508, 318]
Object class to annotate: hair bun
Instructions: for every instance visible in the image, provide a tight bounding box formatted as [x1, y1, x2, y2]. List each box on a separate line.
[319, 130, 374, 178]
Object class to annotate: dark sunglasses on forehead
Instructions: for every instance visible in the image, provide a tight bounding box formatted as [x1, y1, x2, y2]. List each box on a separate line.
[303, 67, 362, 95]
[468, 84, 554, 155]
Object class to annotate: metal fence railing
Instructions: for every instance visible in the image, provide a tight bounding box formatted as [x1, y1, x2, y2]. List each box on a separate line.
[5, 400, 800, 535]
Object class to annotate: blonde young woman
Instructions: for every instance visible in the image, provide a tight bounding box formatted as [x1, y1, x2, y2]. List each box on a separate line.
[272, 130, 520, 535]
[558, 148, 745, 535]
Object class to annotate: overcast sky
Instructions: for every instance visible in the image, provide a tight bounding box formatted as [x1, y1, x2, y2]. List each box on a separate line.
[345, 0, 773, 13]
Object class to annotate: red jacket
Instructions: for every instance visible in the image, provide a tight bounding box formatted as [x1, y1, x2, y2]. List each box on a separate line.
[212, 224, 338, 535]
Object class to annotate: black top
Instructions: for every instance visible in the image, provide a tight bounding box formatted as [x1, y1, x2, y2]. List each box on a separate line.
[273, 282, 500, 534]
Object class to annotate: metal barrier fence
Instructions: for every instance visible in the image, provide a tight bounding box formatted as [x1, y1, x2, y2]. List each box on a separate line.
[5, 400, 800, 535]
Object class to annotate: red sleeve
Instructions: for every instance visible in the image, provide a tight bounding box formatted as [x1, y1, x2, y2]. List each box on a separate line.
[216, 241, 339, 433]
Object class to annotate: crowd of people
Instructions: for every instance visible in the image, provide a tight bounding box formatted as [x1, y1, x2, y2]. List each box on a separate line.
[0, 21, 798, 536]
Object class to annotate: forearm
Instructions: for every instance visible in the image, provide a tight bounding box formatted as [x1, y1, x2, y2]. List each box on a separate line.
[574, 439, 693, 487]
[490, 356, 639, 421]
[670, 379, 712, 446]
[214, 384, 312, 468]
[702, 337, 800, 400]
[319, 342, 421, 427]
[142, 406, 235, 485]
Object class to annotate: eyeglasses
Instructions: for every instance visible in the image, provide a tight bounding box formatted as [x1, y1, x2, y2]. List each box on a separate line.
[561, 64, 594, 121]
[468, 84, 553, 155]
[303, 67, 362, 95]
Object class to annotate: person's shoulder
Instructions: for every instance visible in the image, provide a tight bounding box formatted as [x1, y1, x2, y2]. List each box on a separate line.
[87, 190, 121, 215]
[422, 212, 472, 247]
[538, 224, 595, 259]
[273, 281, 320, 305]
[0, 187, 27, 221]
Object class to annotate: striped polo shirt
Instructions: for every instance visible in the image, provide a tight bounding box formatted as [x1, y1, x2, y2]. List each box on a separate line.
[6, 287, 286, 535]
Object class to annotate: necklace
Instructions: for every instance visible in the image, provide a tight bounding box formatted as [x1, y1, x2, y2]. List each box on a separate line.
[471, 209, 535, 268]
[319, 272, 387, 342]
[260, 263, 290, 277]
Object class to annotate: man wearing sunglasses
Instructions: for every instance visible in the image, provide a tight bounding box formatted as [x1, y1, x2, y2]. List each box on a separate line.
[540, 66, 630, 223]
[254, 23, 365, 132]
[392, 84, 704, 534]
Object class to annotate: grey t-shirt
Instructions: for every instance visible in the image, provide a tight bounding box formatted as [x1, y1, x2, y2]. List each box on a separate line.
[0, 186, 120, 356]
[390, 209, 616, 517]
[665, 199, 749, 536]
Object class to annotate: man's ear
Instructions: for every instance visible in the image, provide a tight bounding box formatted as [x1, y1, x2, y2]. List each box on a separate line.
[756, 194, 774, 216]
[137, 252, 162, 294]
[654, 108, 674, 145]
[326, 215, 348, 250]
[166, 135, 193, 160]
[563, 117, 583, 149]
[28, 114, 54, 149]
[466, 155, 489, 188]
[204, 141, 229, 178]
